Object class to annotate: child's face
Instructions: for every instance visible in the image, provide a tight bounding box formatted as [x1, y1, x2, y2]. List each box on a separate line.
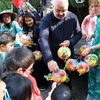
[24, 63, 34, 75]
[0, 80, 6, 100]
[17, 62, 34, 77]
[4, 41, 14, 52]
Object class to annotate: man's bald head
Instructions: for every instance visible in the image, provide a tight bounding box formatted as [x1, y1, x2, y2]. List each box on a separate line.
[52, 0, 69, 19]
[52, 0, 69, 8]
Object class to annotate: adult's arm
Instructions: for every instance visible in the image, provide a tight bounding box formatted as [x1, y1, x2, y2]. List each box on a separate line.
[13, 21, 23, 35]
[39, 19, 59, 72]
[39, 19, 53, 63]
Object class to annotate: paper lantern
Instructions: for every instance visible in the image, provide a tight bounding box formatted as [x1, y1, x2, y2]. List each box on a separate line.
[57, 47, 71, 60]
[77, 61, 89, 74]
[65, 58, 78, 71]
[21, 35, 32, 46]
[44, 69, 69, 83]
[84, 54, 98, 68]
[33, 50, 42, 61]
[80, 45, 88, 56]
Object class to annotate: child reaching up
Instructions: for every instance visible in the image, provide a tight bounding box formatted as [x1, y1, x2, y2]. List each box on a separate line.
[46, 82, 73, 100]
[5, 47, 44, 100]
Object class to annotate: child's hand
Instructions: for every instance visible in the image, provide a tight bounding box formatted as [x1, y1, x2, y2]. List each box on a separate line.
[52, 82, 57, 90]
[18, 34, 27, 44]
[82, 47, 92, 56]
[86, 34, 93, 42]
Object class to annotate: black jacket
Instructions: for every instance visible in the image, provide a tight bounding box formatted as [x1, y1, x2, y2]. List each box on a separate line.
[39, 11, 82, 65]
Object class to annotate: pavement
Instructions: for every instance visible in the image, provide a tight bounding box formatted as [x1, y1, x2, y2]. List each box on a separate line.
[41, 38, 88, 100]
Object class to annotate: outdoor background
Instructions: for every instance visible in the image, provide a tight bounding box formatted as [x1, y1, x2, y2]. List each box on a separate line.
[0, 0, 89, 23]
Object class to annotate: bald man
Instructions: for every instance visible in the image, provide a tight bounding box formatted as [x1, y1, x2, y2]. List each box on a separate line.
[39, 0, 82, 88]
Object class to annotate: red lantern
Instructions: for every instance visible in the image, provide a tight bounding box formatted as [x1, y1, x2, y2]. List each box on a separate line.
[12, 0, 24, 8]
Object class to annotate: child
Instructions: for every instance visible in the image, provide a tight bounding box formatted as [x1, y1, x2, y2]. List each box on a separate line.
[0, 57, 3, 77]
[0, 79, 7, 100]
[82, 0, 100, 100]
[1, 72, 32, 100]
[0, 32, 15, 72]
[5, 47, 44, 100]
[46, 82, 72, 100]
[81, 4, 96, 46]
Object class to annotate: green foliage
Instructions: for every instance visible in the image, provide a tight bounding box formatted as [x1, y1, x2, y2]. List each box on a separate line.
[0, 0, 12, 12]
[30, 0, 41, 12]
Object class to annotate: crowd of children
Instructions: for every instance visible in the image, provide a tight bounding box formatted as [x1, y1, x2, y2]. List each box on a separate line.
[1, 0, 100, 100]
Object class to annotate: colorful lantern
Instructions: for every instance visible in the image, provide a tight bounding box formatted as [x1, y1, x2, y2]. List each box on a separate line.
[77, 61, 89, 75]
[33, 50, 42, 61]
[44, 69, 69, 83]
[80, 45, 88, 56]
[57, 47, 71, 60]
[65, 58, 78, 71]
[84, 54, 98, 68]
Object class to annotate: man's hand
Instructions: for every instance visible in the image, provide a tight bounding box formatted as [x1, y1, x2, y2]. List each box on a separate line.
[59, 40, 70, 47]
[47, 60, 59, 72]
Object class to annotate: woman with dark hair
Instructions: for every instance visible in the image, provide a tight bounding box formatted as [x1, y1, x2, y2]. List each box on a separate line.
[22, 12, 50, 90]
[1, 72, 32, 100]
[22, 12, 39, 51]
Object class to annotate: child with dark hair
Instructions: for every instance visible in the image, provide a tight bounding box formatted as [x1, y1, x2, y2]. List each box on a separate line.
[1, 72, 32, 100]
[5, 47, 44, 100]
[0, 32, 15, 52]
[51, 84, 72, 100]
[46, 83, 73, 100]
[0, 31, 15, 72]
